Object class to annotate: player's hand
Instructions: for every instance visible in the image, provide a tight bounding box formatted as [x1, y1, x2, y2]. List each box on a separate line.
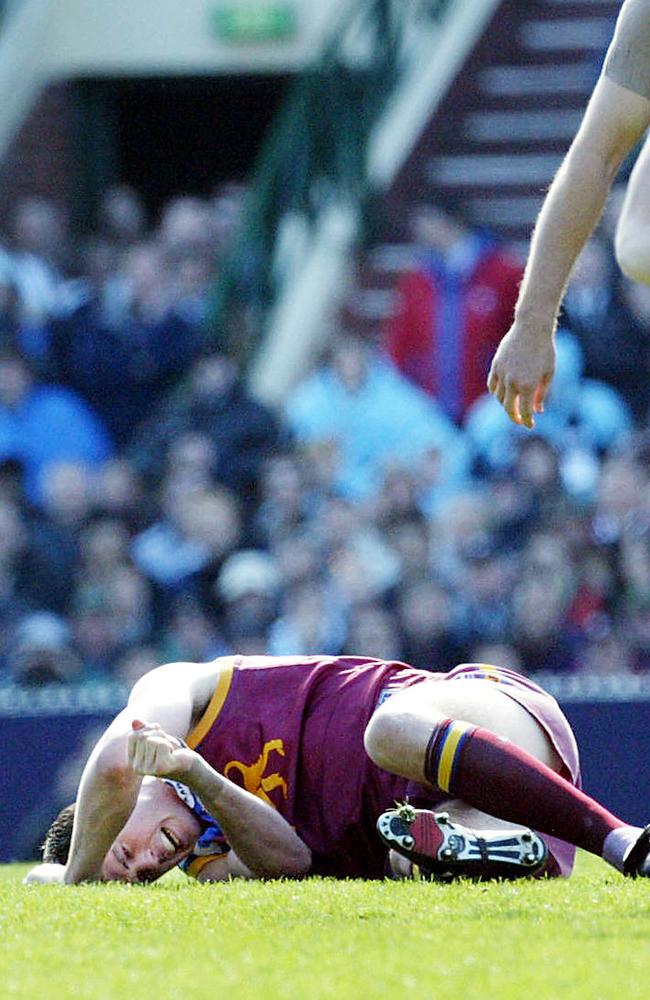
[487, 324, 556, 429]
[23, 863, 67, 885]
[127, 720, 197, 780]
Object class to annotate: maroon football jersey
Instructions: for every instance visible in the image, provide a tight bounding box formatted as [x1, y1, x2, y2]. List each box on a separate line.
[186, 654, 435, 877]
[186, 656, 580, 878]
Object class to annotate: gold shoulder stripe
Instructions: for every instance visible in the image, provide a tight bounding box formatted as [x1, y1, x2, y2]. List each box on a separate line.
[187, 660, 234, 749]
[185, 853, 228, 880]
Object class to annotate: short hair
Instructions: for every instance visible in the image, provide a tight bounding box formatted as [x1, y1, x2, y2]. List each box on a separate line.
[41, 803, 76, 864]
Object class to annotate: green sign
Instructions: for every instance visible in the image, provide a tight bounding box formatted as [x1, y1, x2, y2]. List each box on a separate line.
[210, 3, 298, 43]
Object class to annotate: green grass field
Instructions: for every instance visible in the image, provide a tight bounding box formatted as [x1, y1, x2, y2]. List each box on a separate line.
[3, 854, 649, 1000]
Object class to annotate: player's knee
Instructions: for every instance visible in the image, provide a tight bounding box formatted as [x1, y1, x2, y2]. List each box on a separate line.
[615, 227, 650, 284]
[364, 707, 407, 771]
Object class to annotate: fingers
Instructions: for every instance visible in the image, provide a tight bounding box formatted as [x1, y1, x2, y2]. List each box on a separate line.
[127, 722, 183, 776]
[489, 372, 536, 429]
[508, 382, 535, 430]
[533, 372, 552, 414]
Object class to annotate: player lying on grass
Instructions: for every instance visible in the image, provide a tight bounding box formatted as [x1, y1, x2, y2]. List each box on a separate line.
[488, 0, 650, 428]
[25, 654, 650, 885]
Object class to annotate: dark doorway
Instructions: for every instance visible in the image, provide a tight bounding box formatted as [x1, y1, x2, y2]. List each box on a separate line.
[75, 73, 290, 224]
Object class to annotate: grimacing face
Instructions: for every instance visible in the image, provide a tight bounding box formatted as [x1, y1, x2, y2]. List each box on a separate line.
[101, 778, 201, 883]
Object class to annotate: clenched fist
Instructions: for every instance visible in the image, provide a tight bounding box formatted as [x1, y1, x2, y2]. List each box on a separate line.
[127, 720, 197, 780]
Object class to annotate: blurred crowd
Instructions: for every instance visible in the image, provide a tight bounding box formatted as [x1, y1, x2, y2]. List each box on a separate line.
[1, 183, 650, 690]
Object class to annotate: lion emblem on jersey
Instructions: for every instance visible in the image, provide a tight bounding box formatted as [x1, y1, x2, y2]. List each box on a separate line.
[225, 739, 288, 806]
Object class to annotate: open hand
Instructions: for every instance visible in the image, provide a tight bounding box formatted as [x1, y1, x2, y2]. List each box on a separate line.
[127, 720, 197, 780]
[487, 325, 556, 429]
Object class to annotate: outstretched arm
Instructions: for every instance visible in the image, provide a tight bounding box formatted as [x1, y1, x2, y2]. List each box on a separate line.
[488, 69, 650, 427]
[62, 661, 215, 883]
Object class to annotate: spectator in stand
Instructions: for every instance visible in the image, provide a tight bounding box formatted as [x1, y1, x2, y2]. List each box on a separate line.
[286, 332, 468, 501]
[592, 449, 649, 546]
[0, 498, 31, 677]
[50, 240, 205, 448]
[168, 248, 216, 327]
[395, 579, 467, 671]
[343, 602, 404, 661]
[371, 461, 423, 530]
[8, 610, 82, 687]
[67, 549, 154, 681]
[162, 431, 217, 494]
[210, 180, 247, 256]
[512, 436, 578, 527]
[96, 564, 154, 653]
[0, 269, 49, 367]
[157, 196, 214, 257]
[268, 578, 347, 657]
[158, 595, 228, 665]
[91, 458, 151, 532]
[453, 540, 515, 651]
[253, 452, 312, 548]
[382, 515, 432, 588]
[483, 470, 536, 555]
[626, 600, 650, 673]
[510, 529, 581, 674]
[129, 350, 282, 510]
[131, 481, 242, 615]
[304, 494, 402, 615]
[567, 543, 621, 639]
[9, 196, 72, 323]
[385, 203, 523, 423]
[113, 645, 161, 689]
[96, 185, 147, 251]
[510, 575, 580, 675]
[270, 531, 322, 594]
[0, 343, 113, 508]
[576, 616, 637, 677]
[157, 197, 220, 325]
[0, 455, 25, 506]
[214, 549, 282, 648]
[74, 514, 130, 587]
[68, 586, 126, 681]
[429, 490, 494, 588]
[19, 461, 96, 614]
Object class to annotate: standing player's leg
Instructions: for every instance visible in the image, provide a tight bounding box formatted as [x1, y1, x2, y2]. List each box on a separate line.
[615, 130, 650, 284]
[365, 675, 649, 877]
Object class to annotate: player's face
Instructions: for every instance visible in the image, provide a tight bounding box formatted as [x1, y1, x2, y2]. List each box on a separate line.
[101, 777, 201, 883]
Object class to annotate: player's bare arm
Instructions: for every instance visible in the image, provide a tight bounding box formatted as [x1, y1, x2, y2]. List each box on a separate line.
[488, 13, 650, 428]
[60, 661, 212, 883]
[127, 719, 312, 879]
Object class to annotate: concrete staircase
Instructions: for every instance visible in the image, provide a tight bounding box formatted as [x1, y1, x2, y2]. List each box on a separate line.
[348, 0, 622, 333]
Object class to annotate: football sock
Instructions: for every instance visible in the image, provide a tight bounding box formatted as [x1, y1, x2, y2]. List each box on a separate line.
[424, 719, 638, 863]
